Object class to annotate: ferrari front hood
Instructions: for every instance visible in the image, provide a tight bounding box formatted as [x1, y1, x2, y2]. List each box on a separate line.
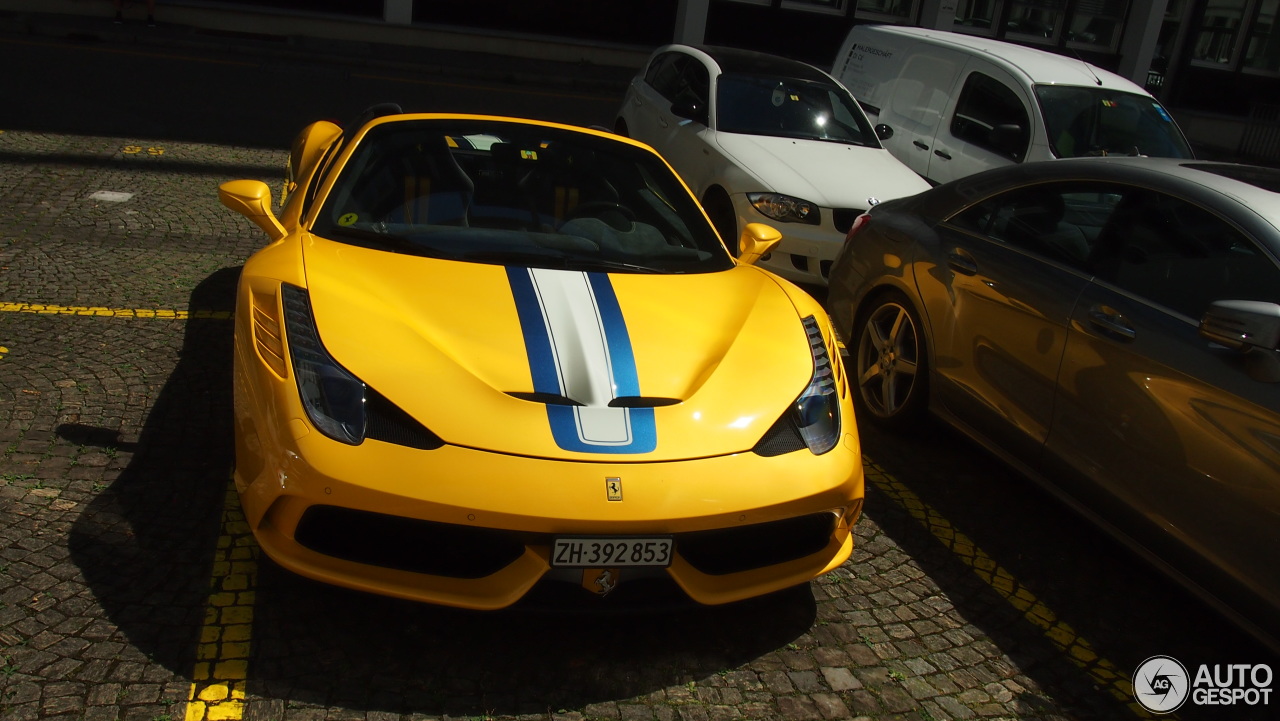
[300, 236, 815, 460]
[712, 133, 929, 208]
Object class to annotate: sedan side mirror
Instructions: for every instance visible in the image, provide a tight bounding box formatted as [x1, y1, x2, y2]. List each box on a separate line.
[1200, 300, 1280, 382]
[1200, 300, 1280, 352]
[738, 222, 782, 266]
[874, 123, 894, 140]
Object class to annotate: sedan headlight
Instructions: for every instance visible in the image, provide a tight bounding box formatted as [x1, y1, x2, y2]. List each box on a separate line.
[794, 315, 841, 455]
[281, 283, 367, 445]
[748, 192, 820, 225]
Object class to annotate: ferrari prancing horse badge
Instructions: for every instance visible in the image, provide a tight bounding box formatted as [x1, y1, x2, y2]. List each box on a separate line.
[606, 477, 622, 501]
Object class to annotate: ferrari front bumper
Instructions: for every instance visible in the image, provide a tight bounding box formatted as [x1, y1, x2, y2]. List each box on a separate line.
[235, 425, 863, 610]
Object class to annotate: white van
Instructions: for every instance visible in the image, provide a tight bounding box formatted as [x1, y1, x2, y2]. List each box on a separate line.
[832, 25, 1194, 185]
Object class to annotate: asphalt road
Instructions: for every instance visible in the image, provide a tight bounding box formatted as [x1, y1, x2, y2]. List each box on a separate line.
[0, 25, 1277, 721]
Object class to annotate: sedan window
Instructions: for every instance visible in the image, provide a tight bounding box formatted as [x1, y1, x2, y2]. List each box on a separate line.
[948, 182, 1121, 268]
[1091, 191, 1280, 319]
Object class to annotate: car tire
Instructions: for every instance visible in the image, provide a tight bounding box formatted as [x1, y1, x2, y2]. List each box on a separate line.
[702, 189, 738, 257]
[852, 289, 929, 431]
[614, 118, 629, 137]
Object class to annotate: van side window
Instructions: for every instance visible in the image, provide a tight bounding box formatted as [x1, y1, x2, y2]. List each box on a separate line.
[949, 73, 1031, 162]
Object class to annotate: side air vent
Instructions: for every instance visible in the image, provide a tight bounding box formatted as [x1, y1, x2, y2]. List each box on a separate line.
[251, 290, 287, 378]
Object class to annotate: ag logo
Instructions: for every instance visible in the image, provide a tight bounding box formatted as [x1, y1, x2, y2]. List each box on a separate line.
[1134, 655, 1190, 714]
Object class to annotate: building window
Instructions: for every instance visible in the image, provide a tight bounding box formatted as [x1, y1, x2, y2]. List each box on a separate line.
[954, 0, 1003, 35]
[855, 0, 917, 21]
[1194, 0, 1249, 65]
[781, 0, 849, 14]
[1005, 0, 1067, 44]
[1066, 0, 1129, 51]
[1243, 0, 1280, 72]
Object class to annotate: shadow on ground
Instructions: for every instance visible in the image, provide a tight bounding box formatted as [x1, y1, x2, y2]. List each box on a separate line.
[63, 266, 239, 672]
[249, 568, 815, 716]
[856, 418, 1280, 721]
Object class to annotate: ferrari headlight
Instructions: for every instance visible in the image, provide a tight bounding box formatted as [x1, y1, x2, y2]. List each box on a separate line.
[748, 192, 820, 225]
[794, 315, 840, 455]
[281, 283, 367, 445]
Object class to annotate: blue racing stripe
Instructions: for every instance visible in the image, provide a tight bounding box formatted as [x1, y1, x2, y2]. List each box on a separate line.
[506, 266, 562, 397]
[506, 267, 656, 454]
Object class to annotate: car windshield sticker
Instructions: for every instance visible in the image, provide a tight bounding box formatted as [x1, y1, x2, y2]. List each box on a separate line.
[338, 213, 359, 226]
[506, 267, 657, 454]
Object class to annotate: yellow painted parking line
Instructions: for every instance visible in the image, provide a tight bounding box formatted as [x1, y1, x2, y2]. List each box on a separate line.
[0, 302, 231, 319]
[863, 458, 1165, 720]
[186, 481, 259, 721]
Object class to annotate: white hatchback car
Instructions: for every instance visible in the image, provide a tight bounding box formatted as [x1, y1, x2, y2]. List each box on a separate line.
[616, 44, 930, 286]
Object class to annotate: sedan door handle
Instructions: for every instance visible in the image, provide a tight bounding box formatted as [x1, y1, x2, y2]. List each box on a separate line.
[947, 249, 978, 276]
[913, 140, 929, 151]
[1088, 305, 1136, 340]
[934, 149, 952, 160]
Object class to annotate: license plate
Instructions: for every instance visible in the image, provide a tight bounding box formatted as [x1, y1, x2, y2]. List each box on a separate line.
[551, 536, 673, 568]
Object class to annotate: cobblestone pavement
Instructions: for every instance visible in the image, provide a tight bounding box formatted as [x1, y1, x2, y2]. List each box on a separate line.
[0, 125, 1277, 721]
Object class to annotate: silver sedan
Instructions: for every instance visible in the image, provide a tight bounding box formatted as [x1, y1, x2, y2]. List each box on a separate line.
[828, 156, 1280, 648]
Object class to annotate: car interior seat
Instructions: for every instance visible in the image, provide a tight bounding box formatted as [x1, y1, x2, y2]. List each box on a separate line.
[399, 134, 474, 226]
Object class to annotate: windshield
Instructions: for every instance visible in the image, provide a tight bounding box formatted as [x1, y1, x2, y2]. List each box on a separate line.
[312, 119, 733, 274]
[1036, 86, 1193, 159]
[715, 73, 879, 147]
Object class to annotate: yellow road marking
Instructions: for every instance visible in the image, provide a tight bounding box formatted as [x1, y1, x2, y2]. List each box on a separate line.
[0, 302, 230, 319]
[863, 458, 1164, 719]
[186, 481, 258, 721]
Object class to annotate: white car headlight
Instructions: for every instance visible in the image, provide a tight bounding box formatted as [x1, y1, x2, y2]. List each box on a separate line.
[748, 192, 820, 225]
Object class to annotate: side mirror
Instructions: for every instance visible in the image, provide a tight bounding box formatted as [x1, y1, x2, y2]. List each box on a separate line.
[219, 179, 287, 241]
[737, 222, 782, 266]
[1200, 300, 1280, 352]
[670, 101, 708, 126]
[874, 123, 894, 140]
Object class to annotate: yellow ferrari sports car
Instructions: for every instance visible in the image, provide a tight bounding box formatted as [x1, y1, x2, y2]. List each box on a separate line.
[218, 106, 864, 609]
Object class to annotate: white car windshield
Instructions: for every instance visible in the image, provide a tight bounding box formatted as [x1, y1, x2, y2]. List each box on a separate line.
[715, 74, 878, 147]
[1037, 86, 1193, 159]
